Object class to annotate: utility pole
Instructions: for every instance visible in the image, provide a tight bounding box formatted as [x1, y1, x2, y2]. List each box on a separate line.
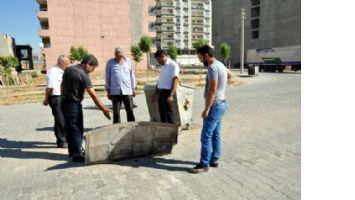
[240, 8, 246, 74]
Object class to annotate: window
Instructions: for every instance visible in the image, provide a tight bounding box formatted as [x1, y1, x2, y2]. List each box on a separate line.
[251, 0, 260, 6]
[251, 30, 259, 39]
[251, 19, 259, 29]
[250, 1, 260, 39]
[251, 7, 260, 18]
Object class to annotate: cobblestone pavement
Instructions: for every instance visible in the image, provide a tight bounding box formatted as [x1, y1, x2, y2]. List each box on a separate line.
[0, 72, 300, 200]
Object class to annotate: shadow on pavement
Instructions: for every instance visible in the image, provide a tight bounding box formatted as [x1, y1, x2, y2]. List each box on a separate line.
[35, 127, 54, 132]
[115, 157, 198, 172]
[0, 148, 68, 161]
[0, 138, 56, 148]
[35, 127, 94, 132]
[46, 162, 85, 171]
[0, 138, 68, 161]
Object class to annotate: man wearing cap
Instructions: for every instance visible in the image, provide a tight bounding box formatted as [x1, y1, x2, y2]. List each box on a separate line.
[61, 54, 111, 162]
[151, 49, 180, 124]
[43, 55, 70, 148]
[105, 47, 136, 123]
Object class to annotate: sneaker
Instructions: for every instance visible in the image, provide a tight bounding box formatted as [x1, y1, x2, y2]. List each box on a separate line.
[191, 164, 209, 174]
[72, 155, 85, 163]
[210, 161, 219, 168]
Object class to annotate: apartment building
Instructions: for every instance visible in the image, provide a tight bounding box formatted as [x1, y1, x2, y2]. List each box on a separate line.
[36, 0, 156, 71]
[212, 0, 301, 65]
[153, 0, 212, 61]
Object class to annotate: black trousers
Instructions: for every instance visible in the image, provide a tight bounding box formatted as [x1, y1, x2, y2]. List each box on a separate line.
[48, 96, 67, 145]
[111, 95, 135, 123]
[61, 101, 83, 157]
[158, 89, 176, 124]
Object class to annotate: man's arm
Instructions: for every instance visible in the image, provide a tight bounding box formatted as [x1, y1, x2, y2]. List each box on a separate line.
[202, 80, 218, 118]
[227, 69, 233, 80]
[167, 77, 179, 104]
[43, 88, 53, 106]
[105, 61, 111, 100]
[129, 60, 137, 97]
[86, 87, 111, 120]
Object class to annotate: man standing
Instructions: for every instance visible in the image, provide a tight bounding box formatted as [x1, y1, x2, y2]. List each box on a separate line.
[105, 47, 136, 123]
[191, 45, 229, 173]
[61, 54, 111, 162]
[43, 55, 70, 148]
[151, 50, 180, 124]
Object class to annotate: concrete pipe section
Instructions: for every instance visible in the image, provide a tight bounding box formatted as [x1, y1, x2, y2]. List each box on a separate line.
[84, 122, 178, 164]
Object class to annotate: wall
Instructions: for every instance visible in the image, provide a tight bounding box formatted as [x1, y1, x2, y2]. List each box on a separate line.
[39, 0, 156, 73]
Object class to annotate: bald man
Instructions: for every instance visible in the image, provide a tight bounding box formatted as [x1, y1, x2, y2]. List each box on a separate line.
[43, 55, 70, 148]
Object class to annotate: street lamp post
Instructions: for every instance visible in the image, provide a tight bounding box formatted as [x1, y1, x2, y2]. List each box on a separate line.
[240, 8, 246, 74]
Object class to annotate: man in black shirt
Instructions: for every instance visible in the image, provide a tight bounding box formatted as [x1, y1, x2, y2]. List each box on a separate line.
[61, 54, 111, 162]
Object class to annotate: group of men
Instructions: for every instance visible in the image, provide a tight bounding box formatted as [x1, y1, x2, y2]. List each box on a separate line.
[43, 45, 231, 173]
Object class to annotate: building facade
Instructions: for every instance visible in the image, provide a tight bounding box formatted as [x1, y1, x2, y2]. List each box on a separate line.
[0, 33, 16, 57]
[153, 0, 212, 55]
[212, 0, 301, 66]
[36, 0, 156, 72]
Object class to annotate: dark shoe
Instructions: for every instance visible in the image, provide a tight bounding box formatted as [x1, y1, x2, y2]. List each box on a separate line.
[210, 161, 219, 168]
[72, 155, 85, 163]
[191, 164, 209, 174]
[57, 143, 68, 148]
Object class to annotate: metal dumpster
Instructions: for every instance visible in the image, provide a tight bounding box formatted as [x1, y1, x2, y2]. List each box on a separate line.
[248, 65, 259, 77]
[144, 84, 194, 130]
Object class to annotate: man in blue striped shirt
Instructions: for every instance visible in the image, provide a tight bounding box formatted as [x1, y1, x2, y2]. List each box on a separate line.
[105, 47, 136, 123]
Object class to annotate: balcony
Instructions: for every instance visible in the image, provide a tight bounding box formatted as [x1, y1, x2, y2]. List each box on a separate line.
[162, 19, 175, 24]
[37, 11, 49, 20]
[162, 37, 175, 41]
[191, 5, 204, 10]
[162, 28, 175, 32]
[191, 22, 204, 26]
[192, 29, 204, 33]
[191, 13, 204, 18]
[39, 29, 50, 37]
[156, 2, 174, 8]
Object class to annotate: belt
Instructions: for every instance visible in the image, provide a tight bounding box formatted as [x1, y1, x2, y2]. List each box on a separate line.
[213, 99, 226, 105]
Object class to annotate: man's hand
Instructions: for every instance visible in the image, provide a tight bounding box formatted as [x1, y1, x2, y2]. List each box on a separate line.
[43, 99, 48, 106]
[107, 93, 111, 100]
[151, 94, 157, 103]
[167, 95, 174, 104]
[201, 109, 209, 118]
[132, 90, 136, 97]
[102, 107, 111, 120]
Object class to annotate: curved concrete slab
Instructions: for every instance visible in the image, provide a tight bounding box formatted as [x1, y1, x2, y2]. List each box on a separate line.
[84, 122, 178, 164]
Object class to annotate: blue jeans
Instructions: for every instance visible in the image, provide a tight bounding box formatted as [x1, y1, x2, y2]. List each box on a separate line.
[61, 101, 84, 157]
[199, 100, 228, 167]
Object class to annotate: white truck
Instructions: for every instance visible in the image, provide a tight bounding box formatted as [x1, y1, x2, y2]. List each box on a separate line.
[246, 45, 301, 73]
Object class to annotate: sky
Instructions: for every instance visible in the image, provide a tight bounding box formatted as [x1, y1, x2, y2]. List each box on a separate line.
[0, 0, 41, 54]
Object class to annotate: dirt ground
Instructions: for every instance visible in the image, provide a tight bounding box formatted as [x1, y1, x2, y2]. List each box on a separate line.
[0, 69, 241, 106]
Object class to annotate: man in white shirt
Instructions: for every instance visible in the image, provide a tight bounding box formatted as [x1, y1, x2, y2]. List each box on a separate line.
[105, 47, 136, 123]
[151, 50, 180, 124]
[43, 55, 70, 148]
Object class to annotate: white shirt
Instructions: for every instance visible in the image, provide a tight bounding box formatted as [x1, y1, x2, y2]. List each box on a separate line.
[46, 64, 64, 96]
[157, 58, 180, 90]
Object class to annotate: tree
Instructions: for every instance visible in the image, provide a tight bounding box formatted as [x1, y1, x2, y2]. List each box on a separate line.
[70, 46, 89, 62]
[167, 45, 178, 60]
[139, 36, 153, 69]
[0, 56, 20, 85]
[220, 42, 231, 68]
[130, 45, 143, 67]
[192, 39, 208, 50]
